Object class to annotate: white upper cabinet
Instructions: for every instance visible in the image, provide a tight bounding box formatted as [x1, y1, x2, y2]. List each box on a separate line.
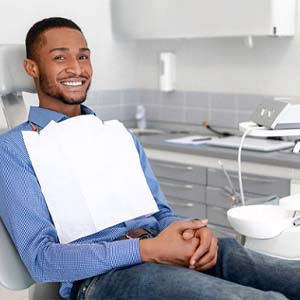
[110, 0, 296, 39]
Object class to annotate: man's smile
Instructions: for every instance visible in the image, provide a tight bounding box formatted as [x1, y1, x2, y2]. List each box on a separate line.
[59, 77, 89, 88]
[61, 81, 83, 86]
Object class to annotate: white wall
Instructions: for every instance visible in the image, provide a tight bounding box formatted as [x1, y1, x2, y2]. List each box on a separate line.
[2, 1, 300, 96]
[135, 5, 300, 96]
[0, 0, 138, 90]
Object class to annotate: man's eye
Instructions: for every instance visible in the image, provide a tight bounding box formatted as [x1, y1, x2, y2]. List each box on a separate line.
[54, 55, 65, 61]
[79, 55, 89, 60]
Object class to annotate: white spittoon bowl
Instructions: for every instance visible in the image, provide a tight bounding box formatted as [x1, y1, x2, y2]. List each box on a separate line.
[227, 205, 294, 239]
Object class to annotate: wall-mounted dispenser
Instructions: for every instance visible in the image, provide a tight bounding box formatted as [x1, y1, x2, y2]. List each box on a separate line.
[159, 52, 176, 92]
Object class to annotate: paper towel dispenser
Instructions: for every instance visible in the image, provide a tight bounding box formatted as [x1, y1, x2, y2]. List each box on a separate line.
[111, 0, 296, 39]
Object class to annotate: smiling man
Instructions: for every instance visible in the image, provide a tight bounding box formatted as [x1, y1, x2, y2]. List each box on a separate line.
[24, 22, 92, 116]
[0, 17, 298, 300]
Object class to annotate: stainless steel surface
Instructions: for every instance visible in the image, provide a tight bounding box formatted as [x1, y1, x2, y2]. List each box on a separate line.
[130, 128, 165, 136]
[1, 94, 27, 128]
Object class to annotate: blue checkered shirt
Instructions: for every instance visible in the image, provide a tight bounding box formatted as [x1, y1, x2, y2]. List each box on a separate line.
[0, 105, 182, 299]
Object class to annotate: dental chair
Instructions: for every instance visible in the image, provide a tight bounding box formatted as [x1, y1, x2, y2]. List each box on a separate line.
[0, 45, 60, 300]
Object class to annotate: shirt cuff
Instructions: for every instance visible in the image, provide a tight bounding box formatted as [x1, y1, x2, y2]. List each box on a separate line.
[108, 238, 142, 269]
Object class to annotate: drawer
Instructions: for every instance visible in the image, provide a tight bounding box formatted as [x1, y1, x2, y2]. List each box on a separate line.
[207, 224, 237, 239]
[206, 186, 266, 209]
[150, 160, 206, 184]
[207, 206, 231, 228]
[158, 177, 206, 204]
[167, 197, 206, 219]
[207, 168, 290, 197]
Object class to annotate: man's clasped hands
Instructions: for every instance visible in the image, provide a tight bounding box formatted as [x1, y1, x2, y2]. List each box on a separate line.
[139, 220, 219, 271]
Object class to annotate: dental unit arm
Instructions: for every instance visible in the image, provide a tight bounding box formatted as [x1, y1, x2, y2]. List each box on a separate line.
[227, 98, 300, 260]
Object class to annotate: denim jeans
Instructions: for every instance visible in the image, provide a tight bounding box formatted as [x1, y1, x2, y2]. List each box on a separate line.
[74, 238, 299, 300]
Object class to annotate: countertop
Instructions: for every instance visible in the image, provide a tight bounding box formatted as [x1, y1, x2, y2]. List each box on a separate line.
[137, 133, 300, 170]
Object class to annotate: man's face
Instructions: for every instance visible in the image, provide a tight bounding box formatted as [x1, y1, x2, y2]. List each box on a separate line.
[35, 27, 93, 106]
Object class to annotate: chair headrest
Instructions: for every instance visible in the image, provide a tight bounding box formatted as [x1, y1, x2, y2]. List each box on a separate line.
[0, 45, 36, 96]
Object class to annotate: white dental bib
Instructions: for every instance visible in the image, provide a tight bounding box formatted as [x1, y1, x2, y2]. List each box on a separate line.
[22, 115, 159, 244]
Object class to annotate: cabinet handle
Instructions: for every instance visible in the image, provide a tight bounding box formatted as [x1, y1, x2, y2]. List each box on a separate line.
[229, 174, 276, 184]
[168, 200, 195, 208]
[160, 181, 193, 189]
[153, 162, 193, 171]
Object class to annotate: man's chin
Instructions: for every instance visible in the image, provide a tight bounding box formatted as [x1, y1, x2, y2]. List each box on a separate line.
[55, 93, 87, 105]
[59, 98, 87, 105]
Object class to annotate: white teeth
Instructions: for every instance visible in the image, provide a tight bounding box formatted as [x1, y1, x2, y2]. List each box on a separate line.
[62, 81, 83, 86]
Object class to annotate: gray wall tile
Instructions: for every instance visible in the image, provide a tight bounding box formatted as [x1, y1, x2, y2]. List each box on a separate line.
[185, 108, 209, 125]
[160, 106, 185, 123]
[144, 104, 161, 121]
[85, 91, 100, 105]
[93, 105, 122, 121]
[237, 94, 264, 111]
[88, 89, 286, 130]
[123, 89, 141, 105]
[97, 90, 122, 106]
[140, 89, 161, 105]
[160, 91, 185, 107]
[211, 93, 238, 110]
[185, 91, 211, 109]
[120, 104, 137, 121]
[210, 110, 237, 129]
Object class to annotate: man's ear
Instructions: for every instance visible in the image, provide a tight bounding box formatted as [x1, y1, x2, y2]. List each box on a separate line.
[24, 58, 39, 79]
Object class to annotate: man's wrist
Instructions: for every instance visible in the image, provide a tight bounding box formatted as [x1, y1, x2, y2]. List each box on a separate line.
[139, 238, 157, 263]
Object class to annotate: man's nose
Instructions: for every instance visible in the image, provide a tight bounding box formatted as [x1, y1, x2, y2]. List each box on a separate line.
[65, 58, 82, 76]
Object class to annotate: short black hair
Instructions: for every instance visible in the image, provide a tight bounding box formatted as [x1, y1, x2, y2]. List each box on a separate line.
[25, 17, 83, 60]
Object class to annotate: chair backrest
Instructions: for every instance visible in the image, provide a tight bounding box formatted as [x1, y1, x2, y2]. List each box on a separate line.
[0, 219, 35, 290]
[0, 44, 35, 128]
[0, 218, 60, 299]
[0, 44, 36, 291]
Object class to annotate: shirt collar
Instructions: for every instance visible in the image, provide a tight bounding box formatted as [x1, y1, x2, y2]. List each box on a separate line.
[28, 105, 96, 129]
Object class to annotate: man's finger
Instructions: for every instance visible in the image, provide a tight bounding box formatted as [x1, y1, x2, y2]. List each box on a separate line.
[192, 238, 218, 269]
[181, 219, 208, 240]
[195, 253, 218, 272]
[189, 228, 216, 266]
[175, 219, 208, 233]
[182, 229, 195, 240]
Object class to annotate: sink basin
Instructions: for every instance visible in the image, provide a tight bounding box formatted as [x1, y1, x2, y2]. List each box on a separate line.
[227, 205, 294, 239]
[129, 128, 165, 136]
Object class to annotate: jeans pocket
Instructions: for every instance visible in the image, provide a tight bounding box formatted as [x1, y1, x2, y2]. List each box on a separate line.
[75, 277, 96, 300]
[80, 276, 102, 300]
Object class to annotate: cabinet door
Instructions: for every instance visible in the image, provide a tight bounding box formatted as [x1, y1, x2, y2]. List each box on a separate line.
[158, 177, 206, 204]
[206, 186, 273, 209]
[167, 197, 206, 220]
[207, 206, 231, 228]
[150, 160, 206, 184]
[207, 168, 290, 197]
[111, 0, 296, 39]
